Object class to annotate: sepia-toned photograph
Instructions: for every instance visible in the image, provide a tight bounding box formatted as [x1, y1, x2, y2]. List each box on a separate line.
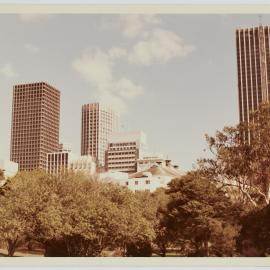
[1, 10, 270, 259]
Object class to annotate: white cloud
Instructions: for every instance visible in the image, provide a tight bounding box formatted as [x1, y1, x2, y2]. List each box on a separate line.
[108, 47, 127, 59]
[113, 77, 143, 100]
[19, 14, 52, 22]
[24, 43, 40, 53]
[120, 15, 162, 38]
[0, 64, 18, 78]
[73, 48, 113, 87]
[128, 28, 195, 66]
[72, 48, 143, 114]
[73, 16, 195, 112]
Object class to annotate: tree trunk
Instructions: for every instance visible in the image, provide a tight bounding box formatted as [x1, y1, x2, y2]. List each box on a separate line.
[194, 239, 200, 256]
[7, 240, 17, 257]
[203, 240, 209, 257]
[28, 241, 33, 251]
[160, 242, 167, 257]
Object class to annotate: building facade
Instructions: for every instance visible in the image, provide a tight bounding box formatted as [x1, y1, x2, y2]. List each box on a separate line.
[69, 155, 96, 175]
[46, 144, 70, 175]
[105, 131, 147, 173]
[128, 162, 184, 192]
[99, 162, 184, 193]
[10, 82, 60, 171]
[136, 153, 166, 172]
[81, 103, 118, 168]
[236, 25, 270, 129]
[47, 146, 96, 176]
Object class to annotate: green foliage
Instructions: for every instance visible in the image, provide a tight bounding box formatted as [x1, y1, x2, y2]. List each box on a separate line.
[0, 170, 54, 256]
[126, 240, 152, 257]
[0, 171, 155, 256]
[151, 188, 172, 257]
[163, 171, 241, 256]
[237, 204, 270, 256]
[130, 189, 170, 257]
[199, 102, 270, 207]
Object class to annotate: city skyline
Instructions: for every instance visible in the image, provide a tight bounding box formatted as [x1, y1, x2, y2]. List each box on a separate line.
[1, 14, 270, 171]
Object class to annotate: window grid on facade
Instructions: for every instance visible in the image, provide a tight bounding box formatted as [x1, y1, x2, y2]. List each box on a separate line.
[81, 103, 118, 168]
[10, 82, 60, 171]
[236, 26, 270, 142]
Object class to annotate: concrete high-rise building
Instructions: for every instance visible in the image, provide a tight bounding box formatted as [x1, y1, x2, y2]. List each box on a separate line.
[81, 103, 119, 168]
[105, 131, 147, 173]
[236, 25, 270, 126]
[10, 82, 60, 171]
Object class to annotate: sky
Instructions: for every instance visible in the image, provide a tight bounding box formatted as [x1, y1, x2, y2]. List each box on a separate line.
[0, 14, 269, 171]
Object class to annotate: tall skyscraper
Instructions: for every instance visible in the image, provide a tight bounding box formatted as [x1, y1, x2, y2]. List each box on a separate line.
[10, 82, 60, 171]
[236, 25, 270, 125]
[81, 103, 119, 168]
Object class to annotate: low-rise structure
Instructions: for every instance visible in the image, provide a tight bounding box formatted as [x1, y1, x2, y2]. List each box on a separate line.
[46, 144, 96, 176]
[99, 161, 184, 192]
[128, 162, 184, 192]
[69, 155, 96, 175]
[105, 131, 147, 173]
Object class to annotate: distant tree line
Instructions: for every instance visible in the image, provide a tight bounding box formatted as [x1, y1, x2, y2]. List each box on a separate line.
[1, 103, 270, 257]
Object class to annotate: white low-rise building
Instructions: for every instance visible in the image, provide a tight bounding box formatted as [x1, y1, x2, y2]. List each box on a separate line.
[0, 159, 18, 179]
[99, 162, 185, 192]
[128, 163, 184, 192]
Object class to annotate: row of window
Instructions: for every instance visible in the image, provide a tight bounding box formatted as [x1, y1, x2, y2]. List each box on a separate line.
[107, 156, 135, 161]
[107, 151, 136, 155]
[126, 180, 151, 186]
[109, 166, 135, 170]
[109, 142, 136, 147]
[108, 160, 135, 165]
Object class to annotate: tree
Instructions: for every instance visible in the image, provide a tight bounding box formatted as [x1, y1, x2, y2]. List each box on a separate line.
[163, 171, 241, 256]
[100, 186, 156, 256]
[199, 102, 270, 207]
[0, 171, 57, 256]
[151, 188, 172, 257]
[35, 173, 156, 256]
[237, 204, 270, 256]
[0, 170, 156, 256]
[0, 169, 4, 181]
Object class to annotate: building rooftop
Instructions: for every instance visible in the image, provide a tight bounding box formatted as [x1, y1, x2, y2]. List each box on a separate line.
[129, 164, 184, 179]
